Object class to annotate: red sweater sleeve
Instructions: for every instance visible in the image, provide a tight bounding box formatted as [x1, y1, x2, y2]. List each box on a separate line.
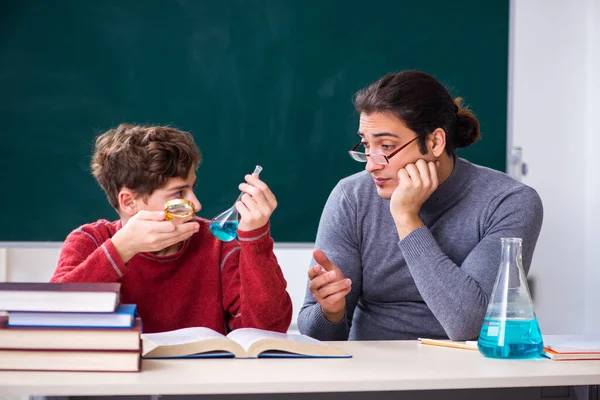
[220, 223, 292, 333]
[51, 227, 128, 283]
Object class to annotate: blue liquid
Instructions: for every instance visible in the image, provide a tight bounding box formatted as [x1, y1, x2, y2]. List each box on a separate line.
[209, 221, 239, 242]
[478, 318, 544, 359]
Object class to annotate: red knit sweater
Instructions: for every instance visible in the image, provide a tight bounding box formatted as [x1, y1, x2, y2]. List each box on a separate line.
[51, 218, 292, 334]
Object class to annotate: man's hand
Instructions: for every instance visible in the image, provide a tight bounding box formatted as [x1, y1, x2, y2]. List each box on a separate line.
[390, 159, 439, 239]
[307, 249, 352, 323]
[111, 210, 199, 263]
[236, 174, 278, 232]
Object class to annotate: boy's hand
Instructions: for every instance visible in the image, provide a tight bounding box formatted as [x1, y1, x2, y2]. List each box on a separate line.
[307, 249, 352, 323]
[236, 174, 277, 232]
[111, 210, 199, 263]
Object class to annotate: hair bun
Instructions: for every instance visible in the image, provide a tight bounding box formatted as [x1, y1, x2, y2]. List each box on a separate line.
[453, 97, 480, 148]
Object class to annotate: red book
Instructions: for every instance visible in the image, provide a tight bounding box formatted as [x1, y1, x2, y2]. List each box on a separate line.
[0, 282, 120, 312]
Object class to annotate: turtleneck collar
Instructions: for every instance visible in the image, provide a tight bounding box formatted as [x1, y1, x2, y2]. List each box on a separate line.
[423, 156, 471, 209]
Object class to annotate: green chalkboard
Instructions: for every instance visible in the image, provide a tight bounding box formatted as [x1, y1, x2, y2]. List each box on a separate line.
[0, 0, 508, 242]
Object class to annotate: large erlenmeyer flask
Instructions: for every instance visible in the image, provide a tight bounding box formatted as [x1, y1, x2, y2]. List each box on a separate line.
[477, 237, 543, 359]
[209, 165, 262, 242]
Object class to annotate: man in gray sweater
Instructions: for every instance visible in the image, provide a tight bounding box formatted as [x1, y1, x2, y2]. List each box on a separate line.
[297, 71, 543, 341]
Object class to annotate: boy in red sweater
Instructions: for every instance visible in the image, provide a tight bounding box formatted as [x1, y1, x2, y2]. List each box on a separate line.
[51, 124, 292, 334]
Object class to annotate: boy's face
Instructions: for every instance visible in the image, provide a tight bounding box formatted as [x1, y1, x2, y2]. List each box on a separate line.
[136, 170, 201, 216]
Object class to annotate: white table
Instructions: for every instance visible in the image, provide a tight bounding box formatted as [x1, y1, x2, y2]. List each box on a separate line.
[0, 341, 599, 397]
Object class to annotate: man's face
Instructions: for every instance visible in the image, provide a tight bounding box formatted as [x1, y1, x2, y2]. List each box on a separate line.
[358, 112, 432, 200]
[137, 170, 201, 215]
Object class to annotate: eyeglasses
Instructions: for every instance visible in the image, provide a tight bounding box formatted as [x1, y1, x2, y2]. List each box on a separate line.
[348, 136, 419, 165]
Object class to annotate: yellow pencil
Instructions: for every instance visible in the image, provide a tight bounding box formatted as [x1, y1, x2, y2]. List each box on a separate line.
[417, 338, 478, 351]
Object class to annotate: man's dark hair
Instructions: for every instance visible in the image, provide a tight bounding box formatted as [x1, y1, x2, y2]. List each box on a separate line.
[354, 70, 480, 155]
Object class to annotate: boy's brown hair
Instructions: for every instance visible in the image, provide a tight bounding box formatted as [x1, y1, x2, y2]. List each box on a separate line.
[91, 124, 201, 209]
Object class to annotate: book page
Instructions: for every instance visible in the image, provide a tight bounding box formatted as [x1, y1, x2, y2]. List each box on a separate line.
[142, 327, 225, 347]
[227, 328, 329, 353]
[141, 327, 246, 358]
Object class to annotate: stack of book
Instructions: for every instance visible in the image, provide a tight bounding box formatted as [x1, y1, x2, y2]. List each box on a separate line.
[542, 334, 600, 361]
[0, 282, 141, 372]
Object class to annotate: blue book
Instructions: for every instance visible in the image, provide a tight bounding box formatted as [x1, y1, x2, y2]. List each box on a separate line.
[7, 304, 137, 328]
[141, 327, 351, 359]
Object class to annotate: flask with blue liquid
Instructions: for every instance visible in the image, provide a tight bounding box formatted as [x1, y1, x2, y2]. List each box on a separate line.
[209, 165, 263, 242]
[477, 237, 544, 359]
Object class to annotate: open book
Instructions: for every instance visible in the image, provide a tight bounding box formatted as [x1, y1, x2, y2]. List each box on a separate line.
[141, 327, 350, 359]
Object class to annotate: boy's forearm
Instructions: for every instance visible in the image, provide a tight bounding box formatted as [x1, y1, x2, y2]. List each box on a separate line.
[110, 230, 137, 263]
[52, 239, 128, 283]
[226, 225, 293, 332]
[237, 250, 292, 332]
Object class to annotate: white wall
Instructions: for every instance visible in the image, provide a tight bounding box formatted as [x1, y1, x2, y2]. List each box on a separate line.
[583, 0, 600, 334]
[511, 0, 599, 333]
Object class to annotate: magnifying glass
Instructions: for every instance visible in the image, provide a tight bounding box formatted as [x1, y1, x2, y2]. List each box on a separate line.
[164, 199, 195, 221]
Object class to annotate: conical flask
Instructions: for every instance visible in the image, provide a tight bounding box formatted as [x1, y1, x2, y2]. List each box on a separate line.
[209, 165, 263, 242]
[478, 238, 543, 359]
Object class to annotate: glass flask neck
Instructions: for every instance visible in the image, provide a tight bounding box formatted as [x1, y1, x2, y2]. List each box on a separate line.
[500, 238, 522, 265]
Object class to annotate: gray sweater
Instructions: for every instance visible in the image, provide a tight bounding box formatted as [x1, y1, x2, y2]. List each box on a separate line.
[297, 157, 543, 341]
